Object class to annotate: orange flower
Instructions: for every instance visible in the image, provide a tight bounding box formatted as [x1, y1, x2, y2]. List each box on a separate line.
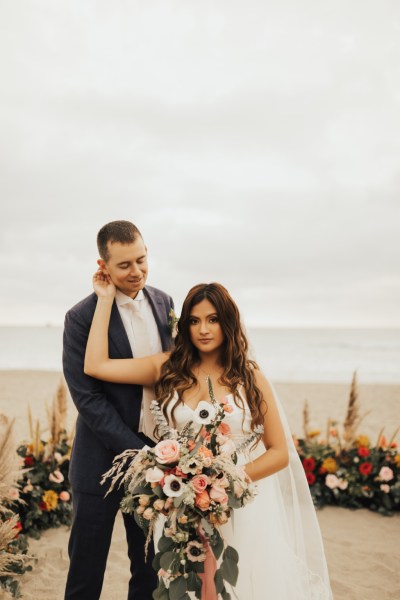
[394, 454, 400, 467]
[198, 446, 213, 459]
[195, 490, 211, 510]
[321, 458, 338, 473]
[355, 435, 370, 448]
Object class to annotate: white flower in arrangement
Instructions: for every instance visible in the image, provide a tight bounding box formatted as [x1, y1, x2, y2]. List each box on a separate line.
[193, 401, 217, 425]
[163, 474, 187, 497]
[145, 466, 164, 483]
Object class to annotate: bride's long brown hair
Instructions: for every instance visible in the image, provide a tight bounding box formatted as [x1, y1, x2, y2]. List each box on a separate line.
[155, 283, 266, 432]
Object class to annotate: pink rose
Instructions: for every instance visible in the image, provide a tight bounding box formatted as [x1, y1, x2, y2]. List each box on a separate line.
[218, 422, 231, 435]
[145, 466, 164, 483]
[59, 491, 70, 502]
[379, 466, 394, 482]
[191, 474, 210, 494]
[209, 484, 229, 505]
[195, 490, 211, 510]
[49, 470, 64, 484]
[154, 440, 180, 464]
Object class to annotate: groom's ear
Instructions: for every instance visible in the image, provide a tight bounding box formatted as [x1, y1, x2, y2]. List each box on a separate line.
[97, 258, 108, 273]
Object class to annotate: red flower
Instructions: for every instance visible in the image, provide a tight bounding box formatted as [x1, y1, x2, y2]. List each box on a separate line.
[357, 447, 370, 457]
[39, 501, 48, 511]
[359, 462, 373, 476]
[24, 456, 34, 467]
[302, 457, 316, 472]
[306, 472, 316, 485]
[319, 467, 327, 475]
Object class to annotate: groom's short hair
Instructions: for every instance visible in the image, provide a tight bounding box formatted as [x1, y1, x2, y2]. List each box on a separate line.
[97, 220, 143, 262]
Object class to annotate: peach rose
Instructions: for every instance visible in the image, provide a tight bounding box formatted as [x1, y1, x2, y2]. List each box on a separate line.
[59, 491, 70, 502]
[209, 484, 228, 505]
[195, 490, 211, 510]
[153, 499, 165, 511]
[154, 440, 180, 464]
[143, 507, 154, 520]
[191, 474, 210, 493]
[222, 403, 234, 414]
[198, 446, 213, 459]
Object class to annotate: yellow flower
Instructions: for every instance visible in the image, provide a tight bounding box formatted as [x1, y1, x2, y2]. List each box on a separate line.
[355, 435, 370, 448]
[322, 457, 338, 473]
[28, 442, 44, 455]
[307, 429, 321, 439]
[42, 490, 59, 511]
[394, 454, 400, 468]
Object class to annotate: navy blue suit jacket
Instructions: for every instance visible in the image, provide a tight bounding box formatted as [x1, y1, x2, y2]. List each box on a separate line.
[63, 286, 174, 495]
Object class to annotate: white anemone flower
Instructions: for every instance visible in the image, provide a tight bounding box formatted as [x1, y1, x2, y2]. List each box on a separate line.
[163, 474, 186, 498]
[193, 401, 216, 425]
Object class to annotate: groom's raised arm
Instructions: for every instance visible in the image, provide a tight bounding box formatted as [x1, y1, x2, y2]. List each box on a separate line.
[63, 306, 147, 455]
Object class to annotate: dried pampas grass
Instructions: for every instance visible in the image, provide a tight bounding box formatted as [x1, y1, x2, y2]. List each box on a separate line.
[0, 415, 21, 511]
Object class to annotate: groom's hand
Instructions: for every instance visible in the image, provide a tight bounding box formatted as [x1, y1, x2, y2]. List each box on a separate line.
[92, 269, 116, 299]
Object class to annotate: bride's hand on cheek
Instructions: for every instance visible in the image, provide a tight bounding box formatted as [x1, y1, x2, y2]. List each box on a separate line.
[92, 270, 116, 299]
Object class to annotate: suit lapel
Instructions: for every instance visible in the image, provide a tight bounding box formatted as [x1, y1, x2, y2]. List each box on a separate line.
[144, 287, 170, 351]
[108, 301, 133, 358]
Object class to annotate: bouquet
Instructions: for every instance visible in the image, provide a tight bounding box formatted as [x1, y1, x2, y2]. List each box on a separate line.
[103, 379, 262, 600]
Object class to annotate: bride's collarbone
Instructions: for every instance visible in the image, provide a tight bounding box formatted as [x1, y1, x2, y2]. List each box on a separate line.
[181, 380, 232, 410]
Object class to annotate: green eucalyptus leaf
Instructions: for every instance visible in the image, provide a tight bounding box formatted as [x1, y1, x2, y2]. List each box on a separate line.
[169, 576, 188, 600]
[220, 558, 239, 586]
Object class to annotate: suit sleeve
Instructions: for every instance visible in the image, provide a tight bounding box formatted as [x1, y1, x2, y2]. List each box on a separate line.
[63, 308, 147, 455]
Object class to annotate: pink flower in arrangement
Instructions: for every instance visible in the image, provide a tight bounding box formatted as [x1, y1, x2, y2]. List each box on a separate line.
[222, 403, 234, 414]
[49, 470, 64, 484]
[191, 474, 211, 494]
[380, 484, 390, 493]
[379, 466, 394, 482]
[209, 484, 229, 505]
[59, 491, 70, 502]
[8, 488, 20, 500]
[325, 475, 339, 489]
[154, 440, 180, 464]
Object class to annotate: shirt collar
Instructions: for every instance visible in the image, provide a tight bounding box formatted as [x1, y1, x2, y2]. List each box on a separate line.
[115, 288, 145, 307]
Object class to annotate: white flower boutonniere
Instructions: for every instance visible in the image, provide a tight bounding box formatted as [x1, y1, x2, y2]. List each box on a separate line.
[168, 308, 179, 339]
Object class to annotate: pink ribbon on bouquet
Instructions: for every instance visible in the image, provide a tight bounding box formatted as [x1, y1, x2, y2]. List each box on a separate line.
[198, 525, 218, 600]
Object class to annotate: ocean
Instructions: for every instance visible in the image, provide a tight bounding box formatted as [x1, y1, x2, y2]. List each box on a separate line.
[0, 326, 399, 384]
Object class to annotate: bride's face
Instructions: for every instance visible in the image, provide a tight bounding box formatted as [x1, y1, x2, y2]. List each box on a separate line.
[188, 299, 225, 354]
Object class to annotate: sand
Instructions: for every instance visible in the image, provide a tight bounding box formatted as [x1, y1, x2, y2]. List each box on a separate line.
[0, 370, 399, 600]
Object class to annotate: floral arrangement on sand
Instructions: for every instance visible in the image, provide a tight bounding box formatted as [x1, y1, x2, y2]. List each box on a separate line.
[296, 373, 400, 516]
[15, 380, 74, 539]
[0, 415, 32, 598]
[103, 379, 262, 600]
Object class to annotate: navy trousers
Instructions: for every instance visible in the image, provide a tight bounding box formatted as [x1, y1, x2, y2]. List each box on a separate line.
[64, 490, 157, 600]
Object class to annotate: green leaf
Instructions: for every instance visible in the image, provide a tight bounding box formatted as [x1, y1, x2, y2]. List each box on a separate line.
[211, 530, 224, 560]
[152, 552, 162, 572]
[152, 580, 169, 600]
[221, 589, 231, 600]
[160, 551, 178, 572]
[220, 558, 239, 586]
[200, 517, 213, 536]
[158, 535, 175, 553]
[187, 571, 202, 593]
[223, 545, 239, 563]
[214, 569, 224, 593]
[169, 576, 188, 600]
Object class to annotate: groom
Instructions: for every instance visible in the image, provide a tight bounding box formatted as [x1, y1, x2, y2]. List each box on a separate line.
[63, 220, 174, 599]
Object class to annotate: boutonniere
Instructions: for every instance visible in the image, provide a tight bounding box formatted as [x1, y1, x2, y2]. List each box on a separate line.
[168, 308, 179, 339]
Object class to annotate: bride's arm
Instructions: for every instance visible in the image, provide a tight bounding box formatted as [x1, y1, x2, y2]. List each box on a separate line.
[84, 271, 168, 385]
[243, 370, 289, 482]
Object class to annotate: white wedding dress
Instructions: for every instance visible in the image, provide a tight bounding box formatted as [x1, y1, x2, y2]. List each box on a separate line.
[158, 385, 333, 600]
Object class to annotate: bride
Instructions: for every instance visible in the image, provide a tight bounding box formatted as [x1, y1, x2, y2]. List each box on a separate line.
[84, 273, 333, 599]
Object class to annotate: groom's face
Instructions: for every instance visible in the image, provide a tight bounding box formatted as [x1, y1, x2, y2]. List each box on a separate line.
[97, 237, 148, 298]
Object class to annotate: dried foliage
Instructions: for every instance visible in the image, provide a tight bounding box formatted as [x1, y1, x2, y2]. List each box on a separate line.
[0, 515, 27, 576]
[0, 416, 21, 512]
[302, 399, 310, 441]
[46, 378, 69, 452]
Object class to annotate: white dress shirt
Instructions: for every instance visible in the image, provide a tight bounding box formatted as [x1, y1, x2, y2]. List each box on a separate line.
[115, 289, 162, 356]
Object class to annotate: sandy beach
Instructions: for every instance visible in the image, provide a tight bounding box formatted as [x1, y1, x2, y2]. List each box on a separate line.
[0, 370, 399, 600]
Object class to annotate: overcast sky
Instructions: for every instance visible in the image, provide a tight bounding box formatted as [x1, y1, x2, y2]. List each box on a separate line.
[1, 1, 399, 328]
